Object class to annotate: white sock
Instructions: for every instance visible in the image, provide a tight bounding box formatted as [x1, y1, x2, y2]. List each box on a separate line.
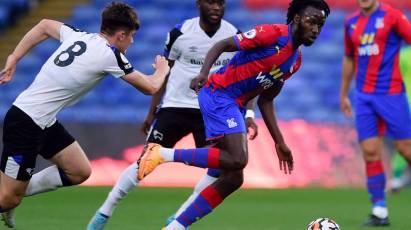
[160, 147, 175, 162]
[98, 163, 139, 217]
[373, 206, 388, 219]
[26, 165, 63, 196]
[174, 173, 218, 217]
[166, 220, 185, 230]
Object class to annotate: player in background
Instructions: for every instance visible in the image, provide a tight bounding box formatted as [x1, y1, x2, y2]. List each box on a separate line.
[340, 0, 411, 226]
[137, 0, 330, 229]
[87, 1, 258, 229]
[0, 2, 169, 228]
[390, 46, 411, 192]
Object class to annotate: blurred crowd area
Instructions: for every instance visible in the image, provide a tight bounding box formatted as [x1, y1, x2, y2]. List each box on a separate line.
[0, 0, 410, 124]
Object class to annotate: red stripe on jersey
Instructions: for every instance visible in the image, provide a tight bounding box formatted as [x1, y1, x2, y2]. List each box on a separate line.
[388, 53, 403, 94]
[211, 44, 294, 89]
[235, 90, 262, 107]
[351, 16, 369, 54]
[350, 16, 368, 85]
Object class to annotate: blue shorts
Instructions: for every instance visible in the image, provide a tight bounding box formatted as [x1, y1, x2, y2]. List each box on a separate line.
[355, 92, 411, 141]
[198, 86, 246, 140]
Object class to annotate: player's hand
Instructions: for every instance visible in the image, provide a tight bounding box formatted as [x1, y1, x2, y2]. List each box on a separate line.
[340, 96, 353, 118]
[275, 142, 293, 174]
[246, 117, 258, 140]
[152, 55, 170, 76]
[190, 73, 208, 94]
[0, 54, 18, 85]
[140, 111, 156, 135]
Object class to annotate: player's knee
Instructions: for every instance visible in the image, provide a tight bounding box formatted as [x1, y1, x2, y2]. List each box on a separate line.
[68, 165, 91, 185]
[231, 155, 248, 170]
[221, 171, 244, 191]
[361, 145, 379, 161]
[0, 192, 22, 210]
[395, 140, 411, 162]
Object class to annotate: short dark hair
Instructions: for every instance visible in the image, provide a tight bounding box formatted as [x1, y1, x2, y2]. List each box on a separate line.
[101, 2, 140, 35]
[287, 0, 330, 24]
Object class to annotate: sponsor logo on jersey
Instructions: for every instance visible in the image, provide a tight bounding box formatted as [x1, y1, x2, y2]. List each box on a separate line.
[256, 71, 274, 89]
[190, 58, 230, 67]
[226, 118, 238, 128]
[358, 33, 379, 56]
[375, 18, 384, 29]
[244, 29, 257, 39]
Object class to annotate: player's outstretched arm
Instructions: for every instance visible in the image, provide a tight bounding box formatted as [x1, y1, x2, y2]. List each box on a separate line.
[257, 82, 293, 174]
[140, 60, 174, 134]
[0, 19, 62, 84]
[340, 55, 355, 117]
[122, 55, 170, 95]
[190, 37, 238, 92]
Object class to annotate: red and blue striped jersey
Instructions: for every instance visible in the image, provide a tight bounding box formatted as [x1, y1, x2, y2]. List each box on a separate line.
[206, 24, 302, 107]
[344, 3, 411, 94]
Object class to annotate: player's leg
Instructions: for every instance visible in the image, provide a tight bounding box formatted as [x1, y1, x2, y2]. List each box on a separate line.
[378, 93, 411, 192]
[167, 133, 247, 229]
[166, 111, 219, 225]
[26, 121, 88, 196]
[360, 137, 390, 225]
[355, 93, 389, 226]
[390, 152, 408, 192]
[0, 173, 27, 228]
[138, 88, 247, 179]
[88, 108, 190, 229]
[0, 105, 46, 228]
[166, 133, 248, 229]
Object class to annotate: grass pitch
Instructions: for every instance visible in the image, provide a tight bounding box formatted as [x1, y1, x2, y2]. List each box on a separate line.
[10, 187, 411, 229]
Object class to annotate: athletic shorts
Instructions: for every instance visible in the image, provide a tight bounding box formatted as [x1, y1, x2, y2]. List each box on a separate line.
[355, 92, 411, 141]
[198, 86, 246, 141]
[1, 106, 75, 181]
[147, 107, 206, 148]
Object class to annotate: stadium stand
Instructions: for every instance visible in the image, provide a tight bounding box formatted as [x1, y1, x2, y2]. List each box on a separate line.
[0, 0, 410, 124]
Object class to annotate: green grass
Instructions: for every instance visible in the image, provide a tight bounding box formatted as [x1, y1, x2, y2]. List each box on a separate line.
[10, 187, 411, 230]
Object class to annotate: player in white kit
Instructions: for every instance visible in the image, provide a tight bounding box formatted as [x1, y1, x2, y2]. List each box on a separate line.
[0, 2, 169, 228]
[87, 1, 258, 229]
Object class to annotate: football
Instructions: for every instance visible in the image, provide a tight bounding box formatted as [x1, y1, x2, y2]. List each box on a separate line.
[307, 218, 341, 230]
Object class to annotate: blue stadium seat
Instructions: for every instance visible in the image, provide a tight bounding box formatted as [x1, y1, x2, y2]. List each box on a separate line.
[72, 5, 101, 27]
[0, 6, 10, 28]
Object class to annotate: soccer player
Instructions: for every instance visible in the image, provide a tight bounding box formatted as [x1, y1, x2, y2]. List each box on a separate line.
[137, 0, 330, 228]
[87, 1, 258, 229]
[0, 2, 169, 228]
[390, 46, 411, 192]
[340, 0, 411, 226]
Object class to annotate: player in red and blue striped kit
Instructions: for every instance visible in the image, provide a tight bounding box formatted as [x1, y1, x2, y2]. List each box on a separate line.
[137, 0, 330, 229]
[340, 0, 411, 226]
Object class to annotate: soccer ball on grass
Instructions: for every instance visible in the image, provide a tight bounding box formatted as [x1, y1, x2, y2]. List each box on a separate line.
[307, 217, 340, 230]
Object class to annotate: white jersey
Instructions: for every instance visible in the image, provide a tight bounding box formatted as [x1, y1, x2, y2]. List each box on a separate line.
[162, 17, 238, 109]
[13, 24, 134, 129]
